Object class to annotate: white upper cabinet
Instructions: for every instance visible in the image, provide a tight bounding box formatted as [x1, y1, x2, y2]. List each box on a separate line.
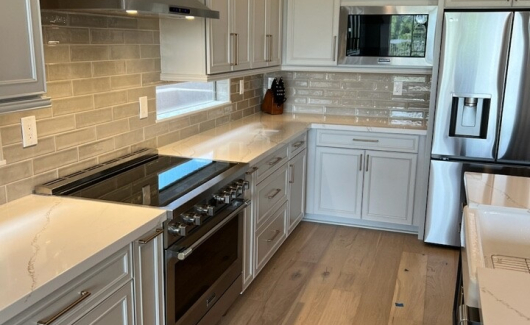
[284, 0, 340, 66]
[252, 0, 282, 69]
[207, 0, 251, 73]
[0, 0, 49, 112]
[445, 0, 530, 8]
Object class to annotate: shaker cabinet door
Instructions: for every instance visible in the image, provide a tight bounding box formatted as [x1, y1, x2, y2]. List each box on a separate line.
[313, 147, 363, 219]
[362, 151, 417, 225]
[0, 0, 46, 102]
[232, 0, 252, 71]
[288, 149, 306, 234]
[285, 0, 340, 66]
[207, 0, 232, 74]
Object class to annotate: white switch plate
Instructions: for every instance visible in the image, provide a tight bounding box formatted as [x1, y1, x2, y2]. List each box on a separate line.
[239, 80, 245, 95]
[139, 96, 148, 119]
[393, 81, 403, 96]
[21, 116, 38, 147]
[0, 160, 6, 167]
[268, 77, 275, 89]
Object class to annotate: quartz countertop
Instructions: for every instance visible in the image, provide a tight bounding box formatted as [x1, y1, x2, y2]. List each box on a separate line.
[478, 268, 530, 324]
[0, 195, 167, 323]
[464, 172, 530, 324]
[158, 113, 426, 164]
[464, 172, 530, 209]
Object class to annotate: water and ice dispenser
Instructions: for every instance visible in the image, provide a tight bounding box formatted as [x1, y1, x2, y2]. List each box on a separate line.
[449, 94, 491, 138]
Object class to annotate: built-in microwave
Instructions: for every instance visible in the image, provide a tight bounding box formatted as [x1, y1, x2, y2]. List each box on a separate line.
[338, 6, 438, 68]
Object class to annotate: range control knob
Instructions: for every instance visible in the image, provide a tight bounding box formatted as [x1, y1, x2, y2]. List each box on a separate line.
[227, 186, 239, 198]
[213, 191, 231, 204]
[195, 204, 214, 217]
[181, 212, 202, 225]
[168, 223, 187, 237]
[236, 179, 250, 190]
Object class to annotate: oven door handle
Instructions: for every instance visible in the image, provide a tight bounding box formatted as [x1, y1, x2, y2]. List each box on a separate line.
[169, 200, 250, 261]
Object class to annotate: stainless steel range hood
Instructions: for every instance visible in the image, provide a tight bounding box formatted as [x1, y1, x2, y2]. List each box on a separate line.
[40, 0, 220, 19]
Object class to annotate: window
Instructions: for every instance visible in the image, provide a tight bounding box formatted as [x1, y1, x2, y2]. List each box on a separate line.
[156, 80, 230, 120]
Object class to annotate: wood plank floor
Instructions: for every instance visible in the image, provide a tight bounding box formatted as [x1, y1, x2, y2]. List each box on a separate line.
[219, 222, 459, 325]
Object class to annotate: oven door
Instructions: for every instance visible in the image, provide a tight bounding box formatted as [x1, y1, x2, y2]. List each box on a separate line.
[165, 199, 248, 325]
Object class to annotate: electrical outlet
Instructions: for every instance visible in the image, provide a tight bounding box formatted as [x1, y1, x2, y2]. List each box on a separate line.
[268, 77, 275, 89]
[393, 81, 403, 96]
[0, 160, 6, 167]
[21, 116, 38, 148]
[239, 80, 245, 95]
[139, 96, 148, 119]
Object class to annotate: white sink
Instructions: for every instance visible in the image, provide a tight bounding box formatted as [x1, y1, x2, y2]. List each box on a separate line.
[462, 205, 530, 307]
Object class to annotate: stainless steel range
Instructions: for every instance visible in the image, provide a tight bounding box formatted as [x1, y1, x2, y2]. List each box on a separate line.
[35, 148, 250, 325]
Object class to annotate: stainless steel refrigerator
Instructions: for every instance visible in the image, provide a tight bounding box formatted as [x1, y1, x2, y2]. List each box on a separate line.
[425, 11, 530, 246]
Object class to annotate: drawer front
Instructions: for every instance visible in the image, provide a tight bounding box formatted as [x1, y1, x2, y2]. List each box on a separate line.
[7, 246, 132, 325]
[256, 163, 288, 228]
[288, 132, 308, 159]
[316, 130, 419, 153]
[255, 202, 287, 274]
[255, 145, 288, 183]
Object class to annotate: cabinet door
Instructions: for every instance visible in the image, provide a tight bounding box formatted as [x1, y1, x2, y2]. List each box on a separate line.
[268, 0, 282, 66]
[285, 0, 340, 66]
[207, 0, 232, 74]
[134, 228, 164, 325]
[288, 149, 306, 234]
[362, 151, 417, 225]
[232, 0, 252, 70]
[313, 147, 363, 219]
[74, 283, 134, 325]
[251, 0, 269, 69]
[0, 0, 46, 101]
[444, 0, 511, 8]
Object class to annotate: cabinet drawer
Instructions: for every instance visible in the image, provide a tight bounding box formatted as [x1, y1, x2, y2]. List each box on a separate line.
[254, 145, 288, 183]
[255, 202, 287, 274]
[256, 162, 288, 228]
[288, 132, 308, 159]
[316, 130, 419, 153]
[7, 246, 133, 325]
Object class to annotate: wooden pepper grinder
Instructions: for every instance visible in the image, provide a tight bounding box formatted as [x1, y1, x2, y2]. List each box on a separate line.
[262, 77, 287, 115]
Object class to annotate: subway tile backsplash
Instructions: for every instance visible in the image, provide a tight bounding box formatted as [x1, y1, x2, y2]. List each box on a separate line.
[0, 11, 263, 205]
[266, 71, 431, 127]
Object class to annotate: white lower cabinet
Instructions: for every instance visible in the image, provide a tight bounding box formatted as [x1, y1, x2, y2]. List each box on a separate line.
[308, 130, 419, 228]
[288, 149, 307, 233]
[133, 228, 165, 325]
[242, 132, 308, 291]
[73, 283, 135, 325]
[5, 226, 164, 325]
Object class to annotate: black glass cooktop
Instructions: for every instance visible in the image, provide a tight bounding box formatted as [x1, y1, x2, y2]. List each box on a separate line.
[65, 155, 235, 207]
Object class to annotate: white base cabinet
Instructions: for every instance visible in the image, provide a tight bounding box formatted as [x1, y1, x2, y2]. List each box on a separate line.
[307, 130, 419, 228]
[242, 132, 308, 292]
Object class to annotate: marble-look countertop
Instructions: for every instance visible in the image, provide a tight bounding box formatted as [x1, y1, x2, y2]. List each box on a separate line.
[464, 172, 530, 324]
[158, 113, 426, 164]
[478, 268, 530, 324]
[464, 172, 530, 209]
[0, 195, 167, 323]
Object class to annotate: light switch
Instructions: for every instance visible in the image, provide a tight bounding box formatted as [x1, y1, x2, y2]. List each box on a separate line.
[239, 80, 245, 95]
[139, 96, 148, 119]
[21, 116, 38, 148]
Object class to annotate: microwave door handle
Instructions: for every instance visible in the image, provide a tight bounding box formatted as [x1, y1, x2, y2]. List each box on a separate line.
[168, 200, 250, 261]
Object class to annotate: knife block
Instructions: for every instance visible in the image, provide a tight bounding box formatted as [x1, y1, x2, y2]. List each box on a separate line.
[262, 89, 284, 115]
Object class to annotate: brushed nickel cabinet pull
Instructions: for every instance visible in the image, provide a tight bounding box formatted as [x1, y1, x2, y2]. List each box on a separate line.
[366, 154, 370, 172]
[139, 228, 163, 245]
[359, 154, 363, 171]
[245, 166, 259, 175]
[266, 229, 281, 242]
[38, 291, 91, 325]
[268, 157, 283, 166]
[289, 164, 295, 184]
[352, 138, 379, 143]
[292, 141, 305, 148]
[269, 34, 273, 62]
[236, 33, 239, 66]
[230, 33, 237, 66]
[267, 188, 282, 199]
[333, 36, 337, 61]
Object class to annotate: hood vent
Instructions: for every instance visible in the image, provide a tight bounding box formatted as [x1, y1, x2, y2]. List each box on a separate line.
[40, 0, 220, 19]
